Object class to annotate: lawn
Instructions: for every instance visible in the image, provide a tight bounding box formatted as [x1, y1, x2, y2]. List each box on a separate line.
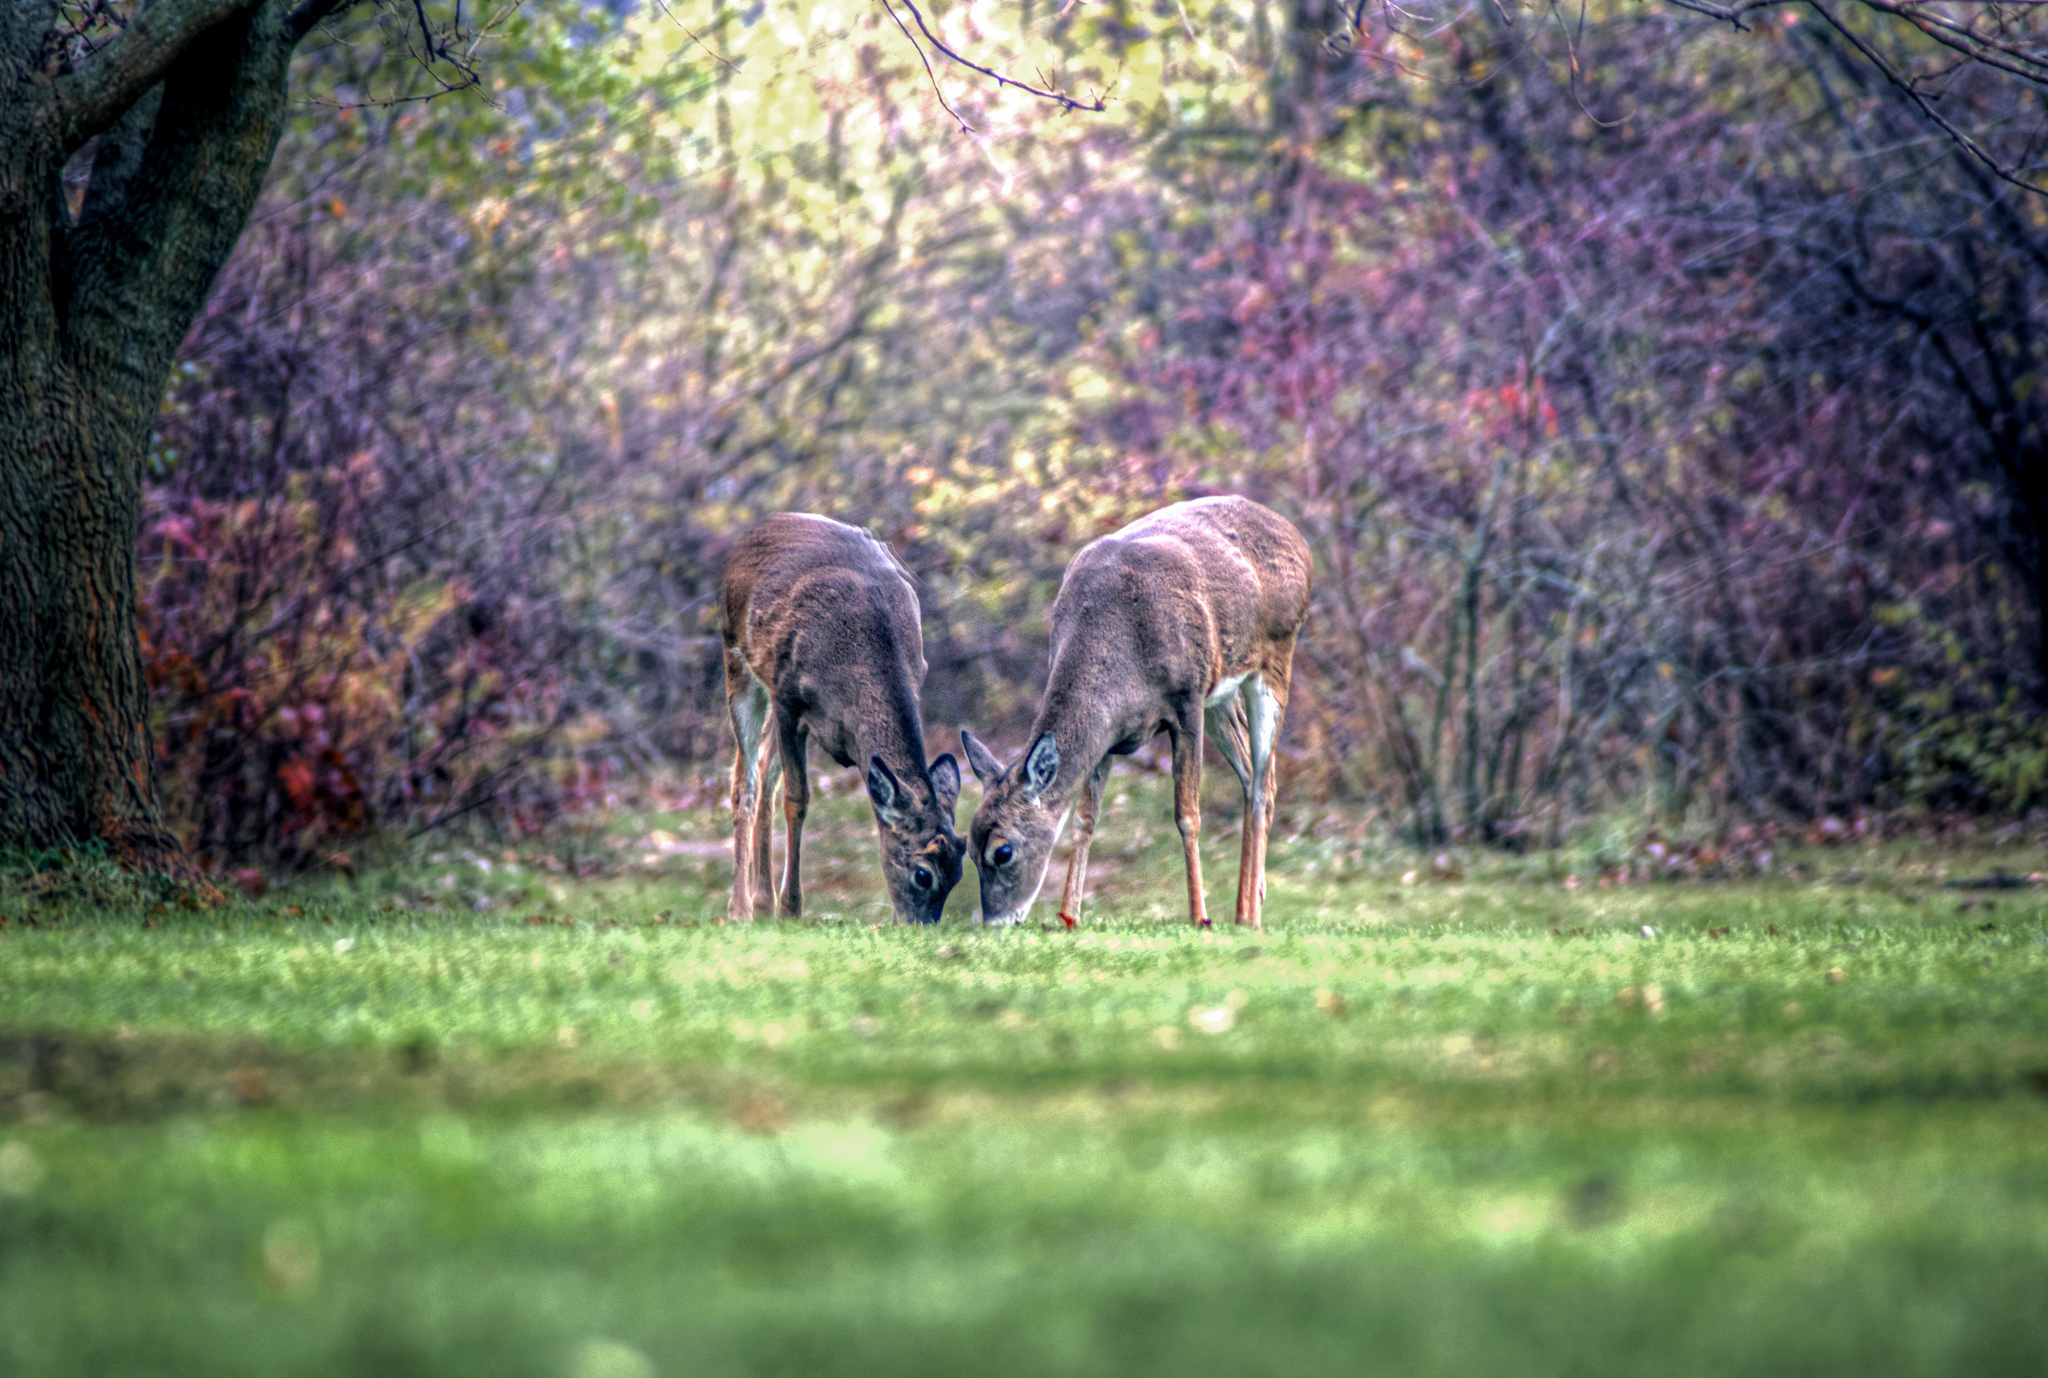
[4, 777, 2047, 1377]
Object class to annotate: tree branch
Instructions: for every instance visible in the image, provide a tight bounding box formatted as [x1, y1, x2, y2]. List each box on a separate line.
[889, 0, 1109, 119]
[289, 0, 367, 39]
[48, 0, 267, 155]
[60, 1, 299, 398]
[1663, 0, 2048, 190]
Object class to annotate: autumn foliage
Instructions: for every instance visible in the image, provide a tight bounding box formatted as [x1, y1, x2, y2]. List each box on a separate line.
[133, 0, 2048, 864]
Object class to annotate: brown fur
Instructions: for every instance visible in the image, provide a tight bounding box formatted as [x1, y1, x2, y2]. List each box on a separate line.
[720, 513, 963, 923]
[962, 496, 1311, 928]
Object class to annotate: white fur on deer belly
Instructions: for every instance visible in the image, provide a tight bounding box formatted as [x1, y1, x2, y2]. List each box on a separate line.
[1204, 673, 1248, 706]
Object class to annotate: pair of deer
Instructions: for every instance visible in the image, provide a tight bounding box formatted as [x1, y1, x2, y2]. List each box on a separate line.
[722, 496, 1312, 929]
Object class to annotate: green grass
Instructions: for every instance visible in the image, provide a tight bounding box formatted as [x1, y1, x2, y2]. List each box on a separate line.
[4, 778, 2048, 1376]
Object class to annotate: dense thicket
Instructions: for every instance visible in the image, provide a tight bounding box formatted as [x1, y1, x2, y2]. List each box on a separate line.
[139, 0, 2048, 865]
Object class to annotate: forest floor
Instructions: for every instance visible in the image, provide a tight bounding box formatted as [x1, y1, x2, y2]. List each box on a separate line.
[3, 776, 2048, 1376]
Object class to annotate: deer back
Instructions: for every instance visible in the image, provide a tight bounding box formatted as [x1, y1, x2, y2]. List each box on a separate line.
[1045, 495, 1311, 719]
[723, 513, 927, 754]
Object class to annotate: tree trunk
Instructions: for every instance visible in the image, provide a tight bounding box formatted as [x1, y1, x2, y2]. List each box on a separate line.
[0, 1, 308, 880]
[0, 300, 181, 871]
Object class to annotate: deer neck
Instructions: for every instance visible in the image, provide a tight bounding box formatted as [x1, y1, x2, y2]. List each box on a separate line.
[842, 667, 932, 800]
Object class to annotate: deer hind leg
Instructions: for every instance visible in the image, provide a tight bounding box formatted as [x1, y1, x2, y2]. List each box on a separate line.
[1207, 696, 1257, 927]
[775, 707, 808, 918]
[753, 736, 780, 915]
[1170, 709, 1209, 927]
[1242, 665, 1290, 927]
[726, 660, 772, 921]
[1058, 757, 1113, 928]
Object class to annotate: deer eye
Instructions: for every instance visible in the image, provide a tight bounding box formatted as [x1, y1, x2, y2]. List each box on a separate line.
[912, 866, 934, 889]
[991, 843, 1013, 867]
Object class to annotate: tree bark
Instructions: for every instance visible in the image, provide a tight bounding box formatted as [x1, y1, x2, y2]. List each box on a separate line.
[0, 0, 328, 878]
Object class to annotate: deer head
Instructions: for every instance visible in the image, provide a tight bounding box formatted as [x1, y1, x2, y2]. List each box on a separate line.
[960, 728, 1067, 925]
[865, 752, 966, 924]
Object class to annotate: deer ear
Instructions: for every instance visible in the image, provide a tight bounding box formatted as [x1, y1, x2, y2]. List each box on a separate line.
[1022, 732, 1059, 799]
[960, 729, 1004, 786]
[867, 756, 910, 828]
[929, 753, 961, 817]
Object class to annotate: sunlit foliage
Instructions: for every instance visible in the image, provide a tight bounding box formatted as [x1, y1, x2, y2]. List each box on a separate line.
[141, 0, 2048, 862]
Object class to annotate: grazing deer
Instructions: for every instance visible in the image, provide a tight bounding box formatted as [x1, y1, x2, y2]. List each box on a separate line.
[961, 496, 1310, 929]
[720, 513, 964, 924]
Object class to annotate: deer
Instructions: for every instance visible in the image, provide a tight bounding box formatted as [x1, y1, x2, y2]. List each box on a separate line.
[720, 513, 964, 924]
[961, 496, 1311, 930]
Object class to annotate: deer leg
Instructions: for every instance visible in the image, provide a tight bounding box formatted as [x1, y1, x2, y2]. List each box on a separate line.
[752, 735, 780, 915]
[1170, 710, 1209, 927]
[726, 664, 771, 921]
[1243, 669, 1289, 926]
[1058, 757, 1113, 928]
[728, 750, 753, 920]
[1208, 697, 1258, 927]
[776, 708, 808, 918]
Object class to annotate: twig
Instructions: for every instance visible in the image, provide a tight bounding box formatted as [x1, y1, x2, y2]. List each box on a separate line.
[892, 0, 1109, 115]
[881, 0, 972, 131]
[649, 0, 738, 72]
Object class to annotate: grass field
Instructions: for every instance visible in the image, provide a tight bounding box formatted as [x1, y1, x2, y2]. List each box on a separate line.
[4, 776, 2048, 1377]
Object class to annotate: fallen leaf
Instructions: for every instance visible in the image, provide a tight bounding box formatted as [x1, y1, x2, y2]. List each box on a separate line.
[259, 1218, 321, 1298]
[732, 1092, 787, 1134]
[222, 1067, 272, 1106]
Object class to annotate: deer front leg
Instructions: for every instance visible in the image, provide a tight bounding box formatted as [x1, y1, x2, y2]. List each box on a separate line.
[1058, 757, 1113, 928]
[1170, 710, 1209, 927]
[776, 708, 809, 918]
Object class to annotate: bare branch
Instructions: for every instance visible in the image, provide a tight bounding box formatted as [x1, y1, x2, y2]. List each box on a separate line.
[889, 0, 1109, 118]
[881, 0, 972, 130]
[1802, 0, 2048, 194]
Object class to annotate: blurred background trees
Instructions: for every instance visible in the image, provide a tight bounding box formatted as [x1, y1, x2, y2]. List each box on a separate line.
[142, 0, 2048, 867]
